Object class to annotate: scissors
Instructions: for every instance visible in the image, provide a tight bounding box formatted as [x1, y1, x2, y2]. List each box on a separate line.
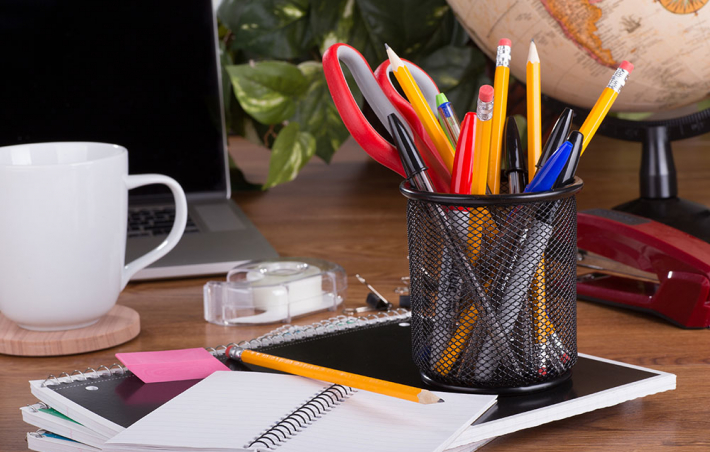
[323, 43, 451, 193]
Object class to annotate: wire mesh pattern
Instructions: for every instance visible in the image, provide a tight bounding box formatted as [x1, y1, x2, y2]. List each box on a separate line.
[405, 189, 579, 391]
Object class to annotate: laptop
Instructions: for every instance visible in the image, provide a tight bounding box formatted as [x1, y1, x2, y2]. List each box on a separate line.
[0, 0, 278, 279]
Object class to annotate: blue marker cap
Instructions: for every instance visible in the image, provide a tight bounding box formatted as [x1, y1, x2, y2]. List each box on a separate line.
[524, 141, 573, 193]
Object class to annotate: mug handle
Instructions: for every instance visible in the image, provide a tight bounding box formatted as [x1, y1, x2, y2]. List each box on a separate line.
[121, 174, 188, 288]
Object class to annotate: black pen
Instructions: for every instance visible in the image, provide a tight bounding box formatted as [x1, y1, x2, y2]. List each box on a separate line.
[538, 108, 574, 168]
[503, 117, 527, 194]
[554, 131, 584, 188]
[387, 114, 435, 193]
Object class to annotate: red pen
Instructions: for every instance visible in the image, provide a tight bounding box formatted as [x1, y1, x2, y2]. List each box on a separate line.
[450, 112, 478, 194]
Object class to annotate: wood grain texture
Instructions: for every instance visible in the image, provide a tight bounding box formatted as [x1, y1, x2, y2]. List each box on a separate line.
[0, 305, 140, 357]
[1, 134, 710, 450]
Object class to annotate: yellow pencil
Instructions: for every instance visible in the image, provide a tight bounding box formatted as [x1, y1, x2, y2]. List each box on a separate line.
[579, 61, 634, 155]
[434, 305, 479, 376]
[472, 85, 494, 195]
[386, 45, 456, 173]
[526, 40, 542, 179]
[226, 346, 443, 404]
[488, 38, 511, 194]
[532, 257, 551, 344]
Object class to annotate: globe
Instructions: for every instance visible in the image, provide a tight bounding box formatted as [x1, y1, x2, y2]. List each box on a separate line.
[447, 0, 710, 112]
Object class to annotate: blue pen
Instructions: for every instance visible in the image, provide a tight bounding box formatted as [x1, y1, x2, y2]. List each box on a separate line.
[524, 141, 573, 193]
[436, 94, 461, 144]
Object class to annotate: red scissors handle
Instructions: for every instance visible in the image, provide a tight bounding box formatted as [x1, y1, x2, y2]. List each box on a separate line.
[374, 61, 451, 193]
[323, 43, 405, 177]
[323, 43, 450, 192]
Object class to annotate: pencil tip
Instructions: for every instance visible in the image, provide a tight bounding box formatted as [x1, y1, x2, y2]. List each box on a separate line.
[385, 45, 404, 69]
[438, 398, 445, 403]
[528, 39, 540, 63]
[384, 43, 390, 50]
[419, 390, 443, 404]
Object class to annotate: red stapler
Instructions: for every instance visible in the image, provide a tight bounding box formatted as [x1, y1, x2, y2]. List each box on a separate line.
[576, 209, 710, 328]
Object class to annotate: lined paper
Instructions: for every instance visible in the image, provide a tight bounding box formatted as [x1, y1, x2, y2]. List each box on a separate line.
[105, 371, 496, 452]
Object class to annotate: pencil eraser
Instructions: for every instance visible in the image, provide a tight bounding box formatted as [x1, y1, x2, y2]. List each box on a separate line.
[479, 85, 494, 102]
[498, 38, 512, 47]
[619, 61, 634, 73]
[116, 348, 230, 384]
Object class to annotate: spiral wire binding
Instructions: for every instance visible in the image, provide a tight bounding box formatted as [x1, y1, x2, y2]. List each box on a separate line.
[40, 310, 412, 384]
[209, 308, 411, 355]
[246, 384, 355, 450]
[25, 402, 49, 413]
[28, 428, 48, 439]
[41, 364, 126, 387]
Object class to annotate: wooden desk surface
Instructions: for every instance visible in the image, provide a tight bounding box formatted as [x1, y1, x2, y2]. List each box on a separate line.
[2, 134, 710, 450]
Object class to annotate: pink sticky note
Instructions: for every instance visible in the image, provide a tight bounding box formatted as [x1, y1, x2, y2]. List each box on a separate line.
[116, 348, 230, 384]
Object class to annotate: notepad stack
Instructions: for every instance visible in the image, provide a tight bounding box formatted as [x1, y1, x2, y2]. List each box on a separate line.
[21, 311, 675, 452]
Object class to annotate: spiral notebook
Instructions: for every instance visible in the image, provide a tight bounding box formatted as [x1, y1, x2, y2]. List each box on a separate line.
[101, 371, 495, 452]
[21, 403, 107, 449]
[27, 310, 675, 450]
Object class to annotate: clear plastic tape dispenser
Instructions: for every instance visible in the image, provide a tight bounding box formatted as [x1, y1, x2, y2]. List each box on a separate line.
[204, 257, 347, 325]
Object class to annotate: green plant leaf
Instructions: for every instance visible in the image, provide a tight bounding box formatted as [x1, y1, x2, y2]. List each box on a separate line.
[218, 0, 312, 60]
[226, 61, 308, 125]
[310, 0, 357, 55]
[350, 0, 451, 66]
[264, 122, 316, 189]
[291, 61, 350, 163]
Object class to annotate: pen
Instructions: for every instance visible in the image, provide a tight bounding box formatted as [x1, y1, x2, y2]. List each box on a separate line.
[538, 108, 574, 168]
[526, 39, 542, 179]
[386, 44, 456, 172]
[226, 346, 443, 404]
[524, 141, 573, 193]
[554, 131, 584, 188]
[472, 85, 494, 195]
[579, 61, 634, 155]
[488, 38, 511, 195]
[436, 93, 460, 146]
[450, 112, 477, 194]
[387, 114, 435, 192]
[503, 117, 527, 194]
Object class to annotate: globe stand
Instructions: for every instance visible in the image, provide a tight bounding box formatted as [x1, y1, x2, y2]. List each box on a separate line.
[576, 105, 710, 243]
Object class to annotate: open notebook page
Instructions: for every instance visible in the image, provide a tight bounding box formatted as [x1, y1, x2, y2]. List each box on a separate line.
[105, 371, 496, 452]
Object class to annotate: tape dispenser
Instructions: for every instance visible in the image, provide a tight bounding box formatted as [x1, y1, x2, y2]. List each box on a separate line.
[204, 257, 347, 325]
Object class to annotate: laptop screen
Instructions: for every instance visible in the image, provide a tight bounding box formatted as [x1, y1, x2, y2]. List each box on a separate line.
[0, 0, 228, 200]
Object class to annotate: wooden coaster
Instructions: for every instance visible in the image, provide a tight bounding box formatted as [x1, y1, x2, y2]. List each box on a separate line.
[0, 305, 140, 356]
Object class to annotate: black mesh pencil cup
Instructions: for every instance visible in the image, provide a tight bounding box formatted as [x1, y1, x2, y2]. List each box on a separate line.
[401, 178, 583, 394]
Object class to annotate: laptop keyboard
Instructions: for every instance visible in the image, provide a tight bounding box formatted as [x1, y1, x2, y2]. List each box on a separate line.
[127, 207, 200, 238]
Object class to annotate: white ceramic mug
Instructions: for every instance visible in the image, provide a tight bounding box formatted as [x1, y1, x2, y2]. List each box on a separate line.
[0, 142, 187, 331]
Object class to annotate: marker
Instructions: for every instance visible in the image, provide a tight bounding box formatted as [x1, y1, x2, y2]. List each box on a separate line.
[539, 108, 574, 168]
[488, 38, 512, 194]
[579, 61, 634, 154]
[503, 117, 527, 194]
[450, 112, 477, 194]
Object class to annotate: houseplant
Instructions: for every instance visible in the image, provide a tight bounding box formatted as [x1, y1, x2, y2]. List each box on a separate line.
[217, 0, 487, 189]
